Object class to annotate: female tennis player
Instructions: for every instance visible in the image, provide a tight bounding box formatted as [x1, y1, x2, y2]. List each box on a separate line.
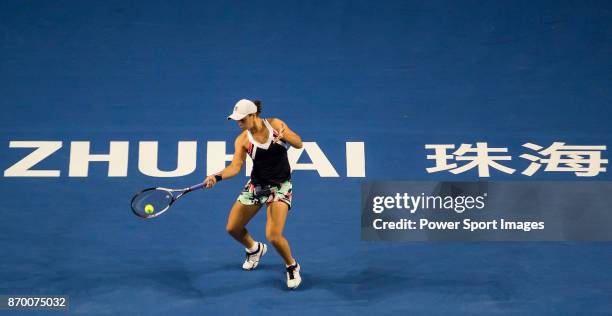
[203, 99, 303, 289]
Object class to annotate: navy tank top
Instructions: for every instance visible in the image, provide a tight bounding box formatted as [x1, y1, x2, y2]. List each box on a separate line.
[246, 118, 291, 186]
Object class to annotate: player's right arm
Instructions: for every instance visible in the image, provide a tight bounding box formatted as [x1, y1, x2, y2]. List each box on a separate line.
[203, 132, 247, 188]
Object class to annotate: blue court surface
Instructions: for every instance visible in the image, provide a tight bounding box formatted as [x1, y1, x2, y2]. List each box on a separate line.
[1, 1, 611, 315]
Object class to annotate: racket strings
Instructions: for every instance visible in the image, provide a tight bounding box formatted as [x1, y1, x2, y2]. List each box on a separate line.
[131, 189, 174, 217]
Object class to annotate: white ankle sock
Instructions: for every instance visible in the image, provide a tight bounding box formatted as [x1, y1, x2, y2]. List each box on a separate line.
[285, 259, 297, 268]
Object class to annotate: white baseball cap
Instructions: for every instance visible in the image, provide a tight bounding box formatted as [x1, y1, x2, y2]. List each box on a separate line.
[227, 99, 257, 120]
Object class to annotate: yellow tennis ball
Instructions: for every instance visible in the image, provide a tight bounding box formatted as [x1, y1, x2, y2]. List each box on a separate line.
[144, 204, 154, 214]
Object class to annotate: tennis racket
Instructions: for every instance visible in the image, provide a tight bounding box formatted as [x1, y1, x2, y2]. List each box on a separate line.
[131, 182, 205, 219]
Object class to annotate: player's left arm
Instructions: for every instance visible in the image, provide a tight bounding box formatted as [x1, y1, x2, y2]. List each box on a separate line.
[270, 118, 303, 149]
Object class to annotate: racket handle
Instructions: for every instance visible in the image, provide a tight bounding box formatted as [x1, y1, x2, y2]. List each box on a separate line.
[188, 183, 205, 191]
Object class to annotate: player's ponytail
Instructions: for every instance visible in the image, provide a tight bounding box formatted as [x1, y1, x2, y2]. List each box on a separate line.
[253, 100, 262, 115]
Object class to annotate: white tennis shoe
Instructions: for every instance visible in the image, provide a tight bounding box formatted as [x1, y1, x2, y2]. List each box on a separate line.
[242, 242, 267, 270]
[286, 262, 302, 289]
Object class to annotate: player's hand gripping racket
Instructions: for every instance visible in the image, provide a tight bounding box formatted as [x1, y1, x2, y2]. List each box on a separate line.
[131, 183, 205, 219]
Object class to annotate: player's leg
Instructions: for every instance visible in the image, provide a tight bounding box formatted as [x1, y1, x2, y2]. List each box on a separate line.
[265, 201, 294, 265]
[225, 200, 262, 248]
[266, 201, 302, 289]
[226, 200, 268, 270]
[228, 181, 270, 270]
